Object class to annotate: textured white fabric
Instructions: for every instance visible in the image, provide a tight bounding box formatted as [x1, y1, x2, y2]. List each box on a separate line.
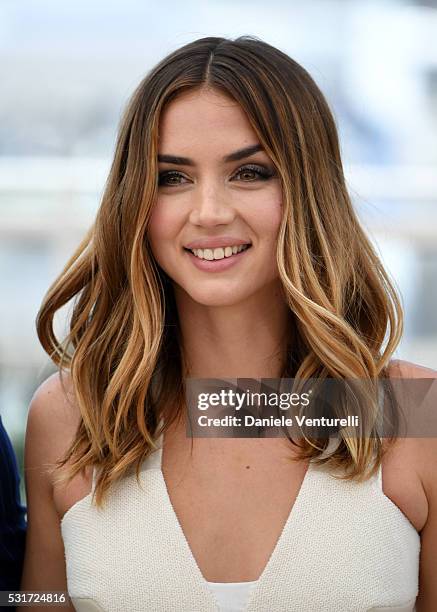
[61, 434, 420, 612]
[206, 581, 257, 612]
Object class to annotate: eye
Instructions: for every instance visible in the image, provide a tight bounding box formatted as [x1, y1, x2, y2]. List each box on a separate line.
[157, 164, 276, 187]
[158, 170, 189, 187]
[232, 164, 275, 182]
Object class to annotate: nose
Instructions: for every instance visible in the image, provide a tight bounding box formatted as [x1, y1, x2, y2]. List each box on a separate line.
[188, 183, 236, 227]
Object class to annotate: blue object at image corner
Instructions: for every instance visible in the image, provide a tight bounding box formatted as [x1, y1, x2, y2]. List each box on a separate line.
[0, 414, 27, 591]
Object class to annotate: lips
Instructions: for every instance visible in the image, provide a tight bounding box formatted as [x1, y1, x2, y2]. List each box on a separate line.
[184, 242, 251, 272]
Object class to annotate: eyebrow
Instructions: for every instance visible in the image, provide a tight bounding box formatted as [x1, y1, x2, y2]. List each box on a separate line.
[157, 143, 264, 166]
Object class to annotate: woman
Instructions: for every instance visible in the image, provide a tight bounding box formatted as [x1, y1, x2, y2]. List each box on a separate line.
[21, 36, 436, 611]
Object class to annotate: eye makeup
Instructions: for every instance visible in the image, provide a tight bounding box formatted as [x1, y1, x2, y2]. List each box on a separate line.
[157, 163, 276, 187]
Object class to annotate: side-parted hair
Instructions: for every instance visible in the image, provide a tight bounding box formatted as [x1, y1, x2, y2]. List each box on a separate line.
[37, 35, 402, 505]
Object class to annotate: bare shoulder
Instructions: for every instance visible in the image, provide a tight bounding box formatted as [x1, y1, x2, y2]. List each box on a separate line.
[25, 369, 92, 519]
[385, 358, 437, 455]
[26, 370, 81, 475]
[386, 363, 437, 606]
[29, 369, 79, 419]
[385, 358, 437, 459]
[387, 358, 437, 379]
[386, 358, 437, 473]
[22, 371, 84, 594]
[385, 359, 437, 518]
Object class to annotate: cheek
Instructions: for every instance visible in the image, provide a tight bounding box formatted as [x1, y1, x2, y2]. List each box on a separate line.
[146, 208, 170, 271]
[270, 200, 283, 233]
[251, 198, 283, 242]
[147, 200, 182, 254]
[148, 203, 168, 242]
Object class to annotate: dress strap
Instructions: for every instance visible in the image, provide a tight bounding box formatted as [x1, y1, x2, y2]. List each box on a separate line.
[376, 462, 383, 491]
[375, 381, 385, 491]
[91, 464, 99, 492]
[141, 421, 164, 471]
[143, 436, 163, 470]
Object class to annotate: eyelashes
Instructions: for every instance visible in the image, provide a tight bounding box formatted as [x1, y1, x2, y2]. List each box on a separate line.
[157, 164, 276, 187]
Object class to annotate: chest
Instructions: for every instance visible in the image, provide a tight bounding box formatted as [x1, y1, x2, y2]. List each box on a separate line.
[159, 431, 426, 579]
[161, 437, 310, 582]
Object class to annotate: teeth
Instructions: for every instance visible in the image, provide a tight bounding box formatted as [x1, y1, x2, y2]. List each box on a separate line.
[190, 244, 250, 260]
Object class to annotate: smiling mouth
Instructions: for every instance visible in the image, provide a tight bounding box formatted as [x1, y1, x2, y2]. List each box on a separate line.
[184, 244, 252, 260]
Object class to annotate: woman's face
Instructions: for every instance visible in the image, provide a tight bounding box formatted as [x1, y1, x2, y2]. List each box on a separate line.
[148, 87, 283, 307]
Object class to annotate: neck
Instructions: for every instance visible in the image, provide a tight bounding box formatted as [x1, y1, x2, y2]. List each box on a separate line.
[173, 279, 292, 379]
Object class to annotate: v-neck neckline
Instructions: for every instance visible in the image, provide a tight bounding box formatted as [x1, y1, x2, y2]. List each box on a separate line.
[155, 428, 313, 611]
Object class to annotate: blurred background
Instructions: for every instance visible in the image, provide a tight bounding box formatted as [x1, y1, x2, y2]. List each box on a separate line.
[1, 0, 436, 493]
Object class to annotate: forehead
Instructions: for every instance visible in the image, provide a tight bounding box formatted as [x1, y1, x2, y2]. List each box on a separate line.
[158, 88, 259, 156]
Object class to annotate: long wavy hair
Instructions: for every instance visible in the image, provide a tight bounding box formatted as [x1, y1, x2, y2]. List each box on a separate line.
[37, 35, 403, 505]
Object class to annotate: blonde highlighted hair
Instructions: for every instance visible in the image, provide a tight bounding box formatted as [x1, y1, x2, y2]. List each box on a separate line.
[37, 35, 402, 505]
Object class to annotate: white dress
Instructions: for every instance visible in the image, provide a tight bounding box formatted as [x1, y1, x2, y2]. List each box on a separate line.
[61, 433, 420, 611]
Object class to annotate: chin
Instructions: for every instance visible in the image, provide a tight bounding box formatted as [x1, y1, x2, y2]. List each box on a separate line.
[190, 291, 247, 308]
[177, 282, 251, 308]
